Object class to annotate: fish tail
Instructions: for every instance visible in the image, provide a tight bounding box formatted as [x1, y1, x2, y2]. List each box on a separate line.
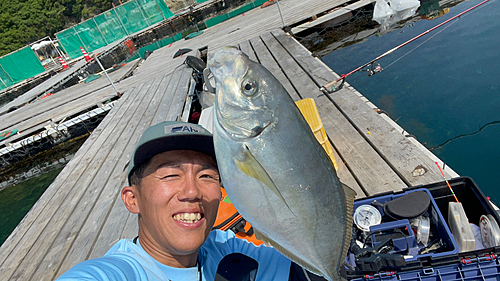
[340, 183, 357, 274]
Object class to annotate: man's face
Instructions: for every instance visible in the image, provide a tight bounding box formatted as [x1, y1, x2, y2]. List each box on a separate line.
[134, 150, 221, 257]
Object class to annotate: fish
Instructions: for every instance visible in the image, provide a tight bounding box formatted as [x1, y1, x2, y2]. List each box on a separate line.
[208, 46, 356, 281]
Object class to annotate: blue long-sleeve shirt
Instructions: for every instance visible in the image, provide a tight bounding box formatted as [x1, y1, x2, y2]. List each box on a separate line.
[57, 230, 291, 281]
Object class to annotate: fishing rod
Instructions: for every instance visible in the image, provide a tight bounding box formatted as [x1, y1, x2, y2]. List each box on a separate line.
[320, 0, 492, 93]
[435, 162, 459, 203]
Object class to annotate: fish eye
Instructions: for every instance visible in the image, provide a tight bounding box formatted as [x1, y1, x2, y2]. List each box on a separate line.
[241, 79, 258, 96]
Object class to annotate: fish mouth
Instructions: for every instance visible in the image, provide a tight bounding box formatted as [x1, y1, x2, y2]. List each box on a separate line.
[215, 98, 275, 140]
[217, 110, 273, 140]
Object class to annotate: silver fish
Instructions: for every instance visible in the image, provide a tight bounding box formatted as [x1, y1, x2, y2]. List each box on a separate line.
[209, 46, 356, 281]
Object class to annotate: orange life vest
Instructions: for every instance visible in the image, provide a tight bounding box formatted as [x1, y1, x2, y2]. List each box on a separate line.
[213, 188, 264, 246]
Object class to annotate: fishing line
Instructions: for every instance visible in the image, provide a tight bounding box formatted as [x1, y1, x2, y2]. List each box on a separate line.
[384, 20, 456, 70]
[434, 162, 459, 203]
[320, 0, 493, 92]
[385, 0, 493, 70]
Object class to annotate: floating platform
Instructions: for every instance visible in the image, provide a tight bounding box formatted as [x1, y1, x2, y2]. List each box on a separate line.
[0, 0, 459, 279]
[0, 60, 140, 169]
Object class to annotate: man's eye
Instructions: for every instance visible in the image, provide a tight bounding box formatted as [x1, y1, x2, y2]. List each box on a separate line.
[200, 174, 219, 181]
[161, 174, 179, 179]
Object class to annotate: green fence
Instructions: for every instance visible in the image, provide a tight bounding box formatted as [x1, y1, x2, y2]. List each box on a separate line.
[0, 47, 45, 90]
[206, 0, 268, 27]
[56, 0, 175, 60]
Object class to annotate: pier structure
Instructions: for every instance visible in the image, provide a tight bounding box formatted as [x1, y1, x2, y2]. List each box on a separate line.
[0, 0, 459, 279]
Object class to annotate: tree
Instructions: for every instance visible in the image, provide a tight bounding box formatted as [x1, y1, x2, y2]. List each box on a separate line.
[0, 0, 114, 56]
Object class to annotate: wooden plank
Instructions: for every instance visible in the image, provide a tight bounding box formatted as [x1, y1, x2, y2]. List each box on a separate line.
[257, 31, 407, 194]
[316, 100, 407, 195]
[328, 139, 365, 198]
[43, 75, 168, 279]
[160, 67, 193, 123]
[88, 68, 192, 261]
[238, 40, 258, 63]
[248, 36, 301, 102]
[291, 0, 377, 34]
[8, 81, 155, 280]
[120, 213, 139, 247]
[86, 184, 130, 260]
[0, 82, 151, 280]
[271, 30, 447, 186]
[85, 71, 178, 261]
[0, 62, 136, 132]
[1, 90, 116, 144]
[151, 66, 189, 124]
[260, 32, 320, 99]
[166, 67, 193, 122]
[131, 0, 353, 78]
[0, 86, 138, 271]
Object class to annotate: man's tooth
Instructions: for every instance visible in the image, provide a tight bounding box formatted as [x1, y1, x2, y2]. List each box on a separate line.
[176, 213, 201, 222]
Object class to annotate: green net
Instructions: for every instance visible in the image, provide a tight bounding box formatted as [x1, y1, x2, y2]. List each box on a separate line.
[137, 32, 182, 58]
[115, 1, 150, 34]
[155, 0, 175, 18]
[94, 11, 128, 44]
[228, 2, 254, 18]
[138, 0, 167, 23]
[75, 19, 108, 51]
[0, 65, 14, 90]
[56, 0, 174, 60]
[0, 47, 45, 85]
[206, 14, 229, 28]
[57, 28, 85, 59]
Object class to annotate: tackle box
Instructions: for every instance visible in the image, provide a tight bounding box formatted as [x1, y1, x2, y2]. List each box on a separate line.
[346, 177, 500, 280]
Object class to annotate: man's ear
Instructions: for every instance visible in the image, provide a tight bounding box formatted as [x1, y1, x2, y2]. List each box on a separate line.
[122, 186, 140, 214]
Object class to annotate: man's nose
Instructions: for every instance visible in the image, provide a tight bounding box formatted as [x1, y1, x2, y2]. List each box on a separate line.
[178, 176, 202, 201]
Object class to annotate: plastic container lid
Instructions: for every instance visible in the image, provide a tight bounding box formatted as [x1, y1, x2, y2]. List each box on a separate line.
[354, 205, 382, 232]
[480, 214, 500, 248]
[448, 202, 476, 252]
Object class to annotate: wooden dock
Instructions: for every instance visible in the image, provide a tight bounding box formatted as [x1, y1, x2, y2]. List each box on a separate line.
[0, 61, 138, 148]
[0, 0, 459, 279]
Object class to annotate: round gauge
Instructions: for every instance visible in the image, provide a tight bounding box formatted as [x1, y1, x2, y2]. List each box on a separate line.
[353, 205, 382, 232]
[480, 214, 500, 248]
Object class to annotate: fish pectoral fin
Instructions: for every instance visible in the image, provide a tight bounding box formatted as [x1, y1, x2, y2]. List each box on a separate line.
[254, 228, 324, 277]
[234, 145, 295, 216]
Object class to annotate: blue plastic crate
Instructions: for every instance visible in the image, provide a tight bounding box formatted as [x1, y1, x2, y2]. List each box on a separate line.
[351, 254, 500, 281]
[352, 188, 459, 261]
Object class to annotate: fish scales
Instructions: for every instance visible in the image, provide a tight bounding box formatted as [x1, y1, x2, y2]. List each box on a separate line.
[209, 46, 356, 281]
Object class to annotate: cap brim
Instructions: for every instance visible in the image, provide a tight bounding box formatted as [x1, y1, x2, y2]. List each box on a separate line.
[129, 134, 215, 183]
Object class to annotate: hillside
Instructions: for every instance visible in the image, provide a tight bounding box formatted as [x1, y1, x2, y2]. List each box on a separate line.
[0, 0, 116, 57]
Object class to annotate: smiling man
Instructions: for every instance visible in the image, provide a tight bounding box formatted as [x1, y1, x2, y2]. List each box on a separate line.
[56, 121, 298, 281]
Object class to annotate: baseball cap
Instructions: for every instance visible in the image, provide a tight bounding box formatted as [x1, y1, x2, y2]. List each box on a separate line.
[127, 121, 215, 184]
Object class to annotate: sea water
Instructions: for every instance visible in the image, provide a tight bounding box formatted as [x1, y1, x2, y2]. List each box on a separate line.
[323, 0, 500, 201]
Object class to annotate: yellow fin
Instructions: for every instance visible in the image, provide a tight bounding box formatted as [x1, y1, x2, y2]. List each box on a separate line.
[253, 228, 324, 277]
[233, 144, 295, 215]
[340, 182, 357, 271]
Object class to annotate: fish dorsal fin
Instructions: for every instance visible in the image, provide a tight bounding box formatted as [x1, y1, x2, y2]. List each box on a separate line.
[233, 144, 295, 215]
[253, 228, 324, 277]
[340, 182, 357, 271]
